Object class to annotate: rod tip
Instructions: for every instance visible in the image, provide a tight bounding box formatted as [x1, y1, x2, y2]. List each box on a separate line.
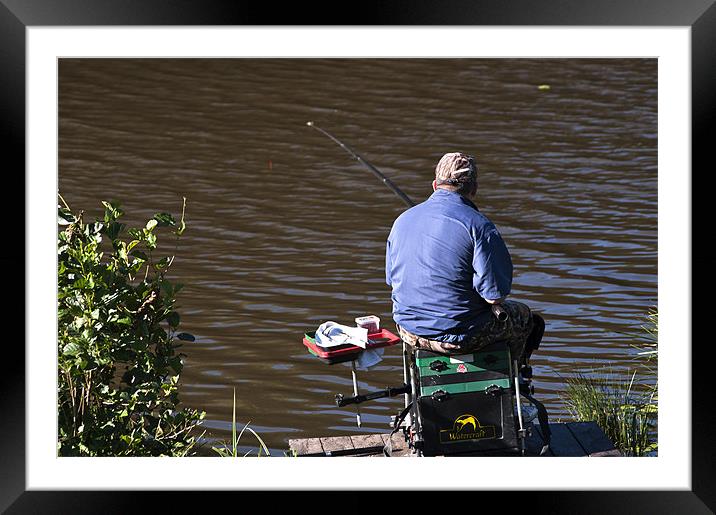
[306, 121, 313, 126]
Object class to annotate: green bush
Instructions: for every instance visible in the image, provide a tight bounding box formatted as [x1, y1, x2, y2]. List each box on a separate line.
[57, 197, 205, 456]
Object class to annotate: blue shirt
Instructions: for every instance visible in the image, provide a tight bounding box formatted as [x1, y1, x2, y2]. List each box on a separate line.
[385, 189, 513, 344]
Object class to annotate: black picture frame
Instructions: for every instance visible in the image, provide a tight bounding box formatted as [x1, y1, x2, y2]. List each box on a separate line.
[3, 1, 712, 512]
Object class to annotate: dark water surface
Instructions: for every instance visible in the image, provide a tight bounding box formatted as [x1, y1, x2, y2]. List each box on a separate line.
[59, 58, 657, 455]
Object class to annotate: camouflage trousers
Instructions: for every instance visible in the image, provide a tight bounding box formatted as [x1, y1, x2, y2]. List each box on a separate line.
[396, 300, 534, 364]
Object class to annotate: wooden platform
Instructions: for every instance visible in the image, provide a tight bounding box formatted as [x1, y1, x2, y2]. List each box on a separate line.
[288, 421, 621, 457]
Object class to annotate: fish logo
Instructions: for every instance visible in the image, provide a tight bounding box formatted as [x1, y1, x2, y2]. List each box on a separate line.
[440, 414, 496, 443]
[454, 414, 479, 432]
[440, 413, 496, 443]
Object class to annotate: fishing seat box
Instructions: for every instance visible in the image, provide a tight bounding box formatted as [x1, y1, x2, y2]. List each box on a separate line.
[414, 341, 520, 456]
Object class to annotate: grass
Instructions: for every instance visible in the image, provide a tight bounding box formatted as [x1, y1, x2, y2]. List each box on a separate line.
[564, 370, 657, 456]
[212, 387, 271, 457]
[562, 306, 658, 457]
[634, 307, 658, 365]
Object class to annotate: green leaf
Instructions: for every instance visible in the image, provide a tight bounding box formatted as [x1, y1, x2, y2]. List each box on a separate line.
[58, 207, 76, 225]
[159, 279, 174, 296]
[146, 232, 157, 249]
[167, 312, 180, 328]
[129, 249, 148, 261]
[104, 221, 125, 241]
[176, 332, 195, 342]
[145, 219, 158, 232]
[102, 201, 123, 222]
[169, 356, 183, 374]
[118, 244, 128, 263]
[154, 257, 170, 270]
[63, 342, 81, 356]
[102, 201, 114, 222]
[153, 212, 176, 227]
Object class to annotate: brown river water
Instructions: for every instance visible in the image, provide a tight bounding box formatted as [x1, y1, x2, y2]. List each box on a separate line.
[58, 58, 657, 455]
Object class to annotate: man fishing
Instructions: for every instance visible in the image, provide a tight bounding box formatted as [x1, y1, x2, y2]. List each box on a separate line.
[385, 152, 543, 368]
[306, 124, 551, 455]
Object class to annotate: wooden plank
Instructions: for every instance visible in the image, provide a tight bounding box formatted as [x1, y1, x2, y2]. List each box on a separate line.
[379, 432, 413, 456]
[589, 449, 622, 457]
[288, 437, 324, 456]
[537, 422, 587, 457]
[289, 421, 617, 458]
[389, 432, 410, 455]
[566, 422, 621, 456]
[320, 436, 354, 454]
[525, 425, 554, 456]
[350, 434, 386, 450]
[532, 424, 555, 456]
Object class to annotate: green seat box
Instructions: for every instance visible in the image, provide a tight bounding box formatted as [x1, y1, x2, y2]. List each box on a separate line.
[414, 342, 519, 456]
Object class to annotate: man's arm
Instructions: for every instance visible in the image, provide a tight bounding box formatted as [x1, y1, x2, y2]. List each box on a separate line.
[385, 237, 392, 287]
[472, 228, 513, 302]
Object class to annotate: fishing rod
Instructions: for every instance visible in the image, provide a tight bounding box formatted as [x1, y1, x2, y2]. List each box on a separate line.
[306, 121, 416, 208]
[307, 121, 416, 426]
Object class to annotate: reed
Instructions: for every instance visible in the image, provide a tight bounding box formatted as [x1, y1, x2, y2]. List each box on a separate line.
[563, 306, 658, 456]
[564, 370, 657, 456]
[635, 306, 658, 366]
[212, 387, 271, 457]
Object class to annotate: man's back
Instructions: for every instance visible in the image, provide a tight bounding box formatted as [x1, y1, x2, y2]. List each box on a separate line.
[386, 188, 513, 344]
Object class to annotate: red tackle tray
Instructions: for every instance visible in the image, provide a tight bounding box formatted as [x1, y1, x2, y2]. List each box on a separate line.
[303, 328, 401, 365]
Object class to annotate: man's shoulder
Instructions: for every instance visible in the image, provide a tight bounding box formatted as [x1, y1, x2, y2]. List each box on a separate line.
[390, 195, 498, 236]
[444, 199, 497, 234]
[467, 209, 497, 231]
[391, 201, 428, 228]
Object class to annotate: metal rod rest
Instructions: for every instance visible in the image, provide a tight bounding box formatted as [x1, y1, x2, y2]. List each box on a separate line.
[335, 384, 411, 407]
